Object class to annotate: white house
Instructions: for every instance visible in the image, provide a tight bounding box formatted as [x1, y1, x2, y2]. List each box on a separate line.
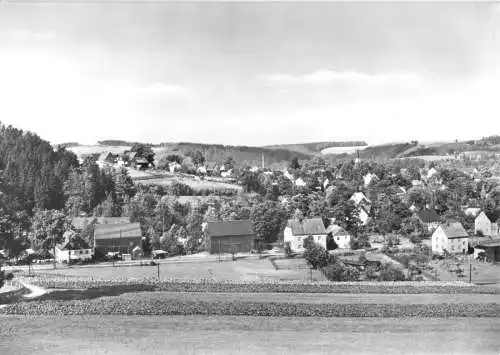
[475, 212, 500, 236]
[326, 224, 351, 249]
[295, 177, 307, 187]
[221, 169, 233, 178]
[350, 192, 371, 207]
[363, 173, 378, 187]
[54, 235, 94, 263]
[197, 166, 207, 175]
[323, 178, 329, 189]
[169, 162, 181, 173]
[284, 218, 327, 252]
[426, 167, 438, 180]
[283, 170, 294, 181]
[431, 222, 469, 255]
[358, 206, 370, 225]
[412, 180, 423, 187]
[250, 166, 259, 173]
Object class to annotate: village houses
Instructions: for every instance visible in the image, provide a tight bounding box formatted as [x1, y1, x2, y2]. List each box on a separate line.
[284, 218, 327, 252]
[432, 222, 469, 255]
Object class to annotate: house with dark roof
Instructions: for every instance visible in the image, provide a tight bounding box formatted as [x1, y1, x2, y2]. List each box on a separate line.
[203, 220, 257, 254]
[415, 208, 441, 232]
[94, 222, 142, 254]
[284, 218, 327, 252]
[432, 222, 469, 255]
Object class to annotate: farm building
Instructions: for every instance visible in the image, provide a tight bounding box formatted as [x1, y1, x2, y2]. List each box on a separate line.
[473, 239, 500, 262]
[325, 224, 351, 249]
[474, 212, 500, 237]
[204, 220, 256, 254]
[54, 235, 93, 263]
[432, 222, 469, 255]
[284, 218, 327, 252]
[415, 208, 441, 232]
[94, 222, 143, 254]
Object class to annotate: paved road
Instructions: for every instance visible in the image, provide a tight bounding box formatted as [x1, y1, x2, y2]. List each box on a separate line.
[1, 316, 499, 355]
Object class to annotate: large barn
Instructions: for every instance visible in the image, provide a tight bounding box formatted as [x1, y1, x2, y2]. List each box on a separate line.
[204, 220, 257, 254]
[94, 222, 143, 254]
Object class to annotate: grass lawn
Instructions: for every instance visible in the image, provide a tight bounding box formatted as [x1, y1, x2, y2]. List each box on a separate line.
[37, 258, 326, 282]
[1, 316, 499, 355]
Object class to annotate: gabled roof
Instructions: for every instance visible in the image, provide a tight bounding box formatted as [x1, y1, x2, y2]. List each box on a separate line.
[205, 220, 255, 237]
[71, 217, 130, 230]
[439, 222, 469, 239]
[350, 192, 371, 205]
[94, 223, 142, 240]
[287, 218, 326, 236]
[475, 211, 491, 222]
[97, 152, 115, 162]
[469, 235, 496, 247]
[58, 236, 91, 251]
[416, 209, 441, 223]
[325, 224, 349, 236]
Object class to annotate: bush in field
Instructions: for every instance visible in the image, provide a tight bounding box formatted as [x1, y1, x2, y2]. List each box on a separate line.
[378, 263, 406, 281]
[322, 263, 359, 281]
[303, 244, 332, 269]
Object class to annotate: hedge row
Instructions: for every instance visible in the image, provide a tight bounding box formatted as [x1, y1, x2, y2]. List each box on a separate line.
[1, 295, 497, 317]
[22, 275, 500, 294]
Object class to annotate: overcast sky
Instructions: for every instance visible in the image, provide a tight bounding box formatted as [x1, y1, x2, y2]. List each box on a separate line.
[0, 2, 499, 146]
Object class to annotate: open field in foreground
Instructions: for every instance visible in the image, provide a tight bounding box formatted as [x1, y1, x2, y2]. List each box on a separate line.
[33, 258, 327, 282]
[1, 316, 499, 355]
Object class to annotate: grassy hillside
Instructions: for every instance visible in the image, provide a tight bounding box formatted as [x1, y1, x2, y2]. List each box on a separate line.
[158, 142, 312, 168]
[265, 141, 368, 156]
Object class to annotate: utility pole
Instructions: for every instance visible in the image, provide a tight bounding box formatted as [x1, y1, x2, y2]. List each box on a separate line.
[261, 153, 265, 169]
[53, 233, 56, 270]
[218, 240, 221, 262]
[469, 263, 472, 283]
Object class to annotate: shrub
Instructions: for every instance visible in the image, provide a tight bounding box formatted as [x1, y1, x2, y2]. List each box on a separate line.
[365, 265, 379, 280]
[410, 234, 422, 244]
[303, 236, 314, 250]
[303, 244, 332, 269]
[378, 263, 406, 281]
[322, 263, 359, 281]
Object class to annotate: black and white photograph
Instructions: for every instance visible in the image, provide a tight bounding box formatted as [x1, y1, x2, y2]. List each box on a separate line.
[0, 1, 499, 354]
